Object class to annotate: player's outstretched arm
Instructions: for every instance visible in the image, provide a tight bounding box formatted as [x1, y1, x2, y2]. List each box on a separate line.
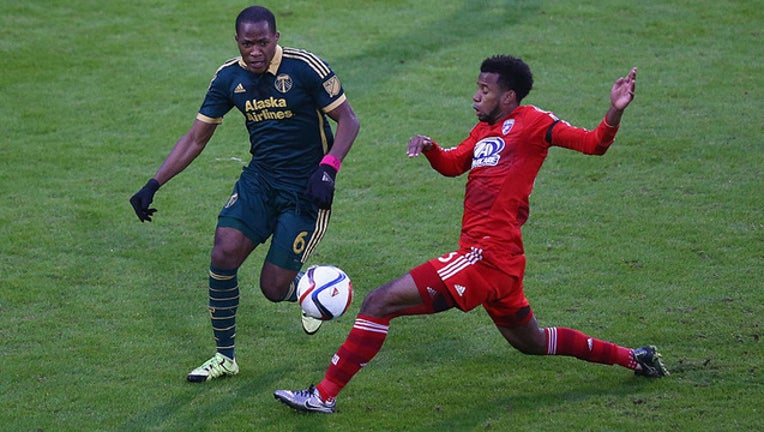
[605, 67, 637, 127]
[154, 120, 218, 185]
[129, 119, 217, 222]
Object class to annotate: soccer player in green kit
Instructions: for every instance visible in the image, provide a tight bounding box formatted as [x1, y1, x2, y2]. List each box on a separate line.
[129, 5, 359, 382]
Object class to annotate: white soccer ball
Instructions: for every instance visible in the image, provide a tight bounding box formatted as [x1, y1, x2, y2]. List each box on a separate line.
[297, 265, 353, 320]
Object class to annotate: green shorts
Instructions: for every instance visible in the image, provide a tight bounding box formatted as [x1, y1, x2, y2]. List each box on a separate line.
[217, 170, 330, 271]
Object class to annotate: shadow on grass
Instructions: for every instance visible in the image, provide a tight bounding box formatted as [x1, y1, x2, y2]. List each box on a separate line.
[328, 0, 545, 95]
[113, 366, 290, 431]
[428, 374, 666, 430]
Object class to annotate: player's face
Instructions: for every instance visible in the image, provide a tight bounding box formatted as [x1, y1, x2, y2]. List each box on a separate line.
[235, 20, 279, 75]
[472, 72, 511, 124]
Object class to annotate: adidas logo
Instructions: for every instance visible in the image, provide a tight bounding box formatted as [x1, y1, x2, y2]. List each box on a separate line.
[234, 83, 246, 93]
[322, 172, 335, 184]
[454, 284, 466, 296]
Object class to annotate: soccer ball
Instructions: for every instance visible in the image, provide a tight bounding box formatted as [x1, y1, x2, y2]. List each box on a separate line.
[297, 265, 353, 320]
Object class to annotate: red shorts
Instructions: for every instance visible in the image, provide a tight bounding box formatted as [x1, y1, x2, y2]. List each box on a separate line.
[409, 246, 533, 328]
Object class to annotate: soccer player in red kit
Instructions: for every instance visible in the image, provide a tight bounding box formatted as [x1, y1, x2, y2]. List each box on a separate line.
[275, 55, 668, 413]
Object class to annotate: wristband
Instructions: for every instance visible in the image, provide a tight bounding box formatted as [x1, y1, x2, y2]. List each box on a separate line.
[320, 154, 342, 172]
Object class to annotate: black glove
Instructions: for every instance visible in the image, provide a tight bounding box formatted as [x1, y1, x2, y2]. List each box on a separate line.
[130, 178, 160, 222]
[305, 164, 337, 209]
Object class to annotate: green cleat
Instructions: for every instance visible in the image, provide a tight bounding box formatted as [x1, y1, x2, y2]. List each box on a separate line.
[301, 311, 323, 335]
[187, 353, 239, 382]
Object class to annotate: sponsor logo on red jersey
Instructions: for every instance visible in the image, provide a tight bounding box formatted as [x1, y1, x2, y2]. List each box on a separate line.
[472, 137, 505, 168]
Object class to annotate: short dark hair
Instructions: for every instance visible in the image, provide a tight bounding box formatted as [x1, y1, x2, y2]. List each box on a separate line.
[236, 6, 277, 34]
[480, 55, 534, 102]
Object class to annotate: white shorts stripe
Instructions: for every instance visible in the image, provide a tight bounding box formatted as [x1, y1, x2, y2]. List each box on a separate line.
[438, 257, 471, 280]
[436, 247, 484, 281]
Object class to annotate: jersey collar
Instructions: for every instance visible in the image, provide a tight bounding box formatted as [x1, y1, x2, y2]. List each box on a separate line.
[237, 45, 283, 76]
[267, 45, 283, 75]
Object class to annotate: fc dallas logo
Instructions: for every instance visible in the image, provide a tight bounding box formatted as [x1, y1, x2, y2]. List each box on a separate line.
[502, 118, 515, 135]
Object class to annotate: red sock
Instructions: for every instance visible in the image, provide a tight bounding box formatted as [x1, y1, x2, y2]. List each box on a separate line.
[316, 314, 390, 400]
[544, 327, 637, 370]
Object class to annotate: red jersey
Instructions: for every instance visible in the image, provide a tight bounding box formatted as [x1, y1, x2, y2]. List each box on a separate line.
[423, 105, 619, 275]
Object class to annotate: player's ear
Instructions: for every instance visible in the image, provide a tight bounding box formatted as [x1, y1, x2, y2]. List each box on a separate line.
[503, 89, 516, 105]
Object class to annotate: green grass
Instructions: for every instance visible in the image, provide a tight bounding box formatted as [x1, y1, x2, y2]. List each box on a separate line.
[1, 0, 762, 430]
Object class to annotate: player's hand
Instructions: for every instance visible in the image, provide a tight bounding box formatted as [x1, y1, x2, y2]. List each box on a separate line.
[611, 67, 637, 111]
[130, 178, 160, 222]
[305, 165, 336, 209]
[407, 135, 434, 158]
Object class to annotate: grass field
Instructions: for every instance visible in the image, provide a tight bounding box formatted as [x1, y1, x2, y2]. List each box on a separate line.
[1, 0, 762, 431]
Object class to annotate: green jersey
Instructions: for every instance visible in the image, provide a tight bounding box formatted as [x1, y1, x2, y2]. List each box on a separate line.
[198, 45, 347, 190]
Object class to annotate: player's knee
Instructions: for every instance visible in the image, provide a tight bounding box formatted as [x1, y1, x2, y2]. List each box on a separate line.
[260, 285, 284, 303]
[211, 245, 242, 269]
[259, 277, 291, 303]
[359, 288, 392, 317]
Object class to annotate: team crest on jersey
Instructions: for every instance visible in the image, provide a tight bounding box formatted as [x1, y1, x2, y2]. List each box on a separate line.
[472, 137, 505, 168]
[274, 74, 293, 93]
[323, 76, 341, 97]
[502, 119, 515, 135]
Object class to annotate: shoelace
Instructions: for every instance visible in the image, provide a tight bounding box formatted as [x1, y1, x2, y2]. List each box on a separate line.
[203, 358, 225, 372]
[300, 386, 317, 397]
